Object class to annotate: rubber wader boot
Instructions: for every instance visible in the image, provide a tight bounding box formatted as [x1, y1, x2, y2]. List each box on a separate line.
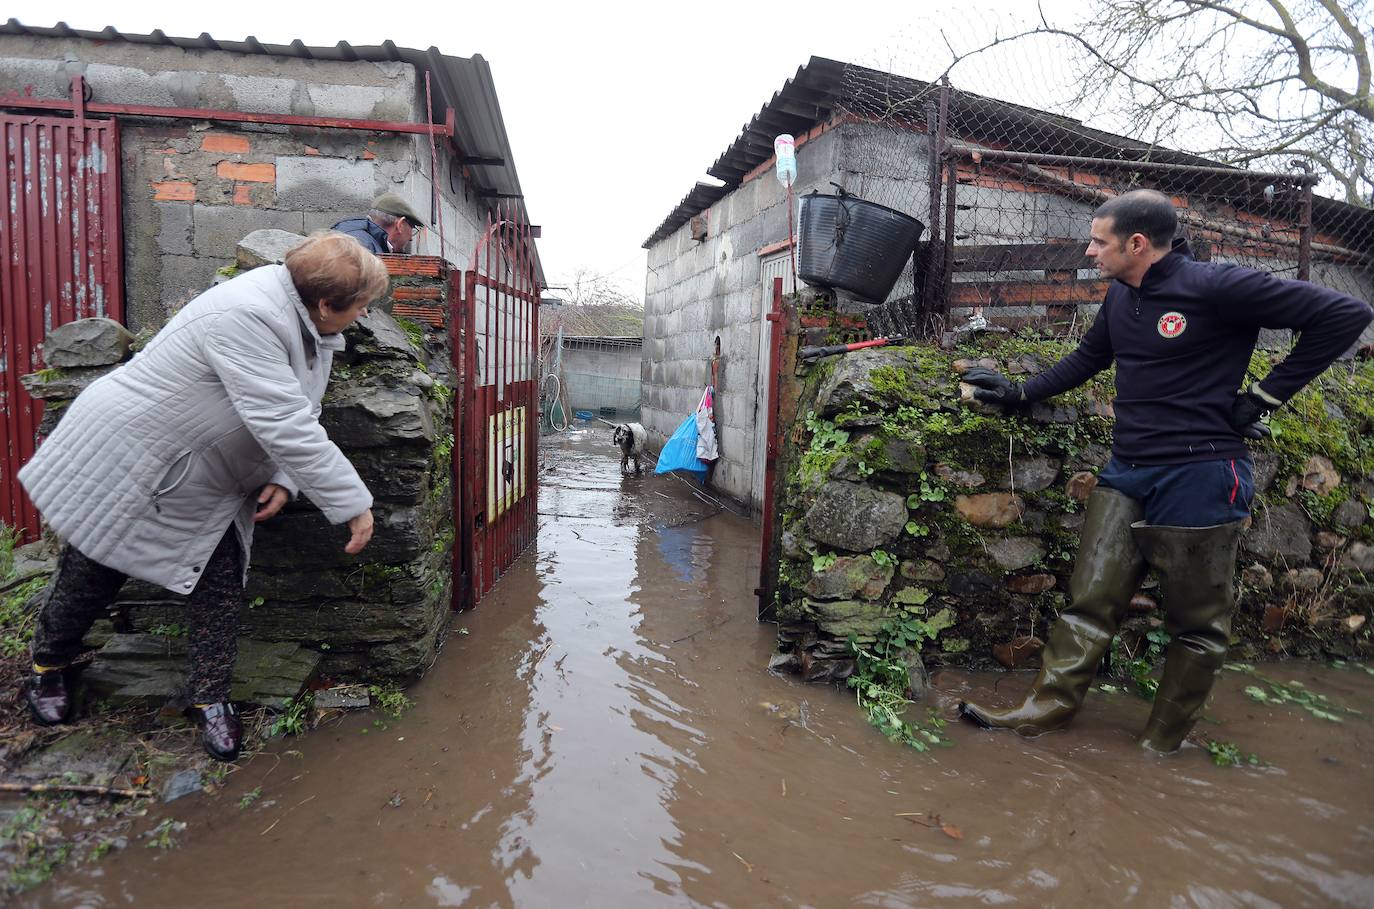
[959, 488, 1146, 735]
[1132, 519, 1246, 753]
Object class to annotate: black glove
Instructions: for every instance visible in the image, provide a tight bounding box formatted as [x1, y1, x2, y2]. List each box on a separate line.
[1230, 387, 1274, 440]
[961, 367, 1025, 408]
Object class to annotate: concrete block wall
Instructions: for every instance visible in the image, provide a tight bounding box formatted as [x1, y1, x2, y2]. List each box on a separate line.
[644, 121, 940, 512]
[0, 36, 495, 333]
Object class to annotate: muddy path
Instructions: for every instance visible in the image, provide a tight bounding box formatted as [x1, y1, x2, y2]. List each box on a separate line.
[30, 428, 1374, 907]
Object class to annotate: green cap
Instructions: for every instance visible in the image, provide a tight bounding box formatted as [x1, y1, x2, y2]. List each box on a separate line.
[371, 192, 425, 228]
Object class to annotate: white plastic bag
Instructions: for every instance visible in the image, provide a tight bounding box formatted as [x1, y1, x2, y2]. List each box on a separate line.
[695, 385, 719, 461]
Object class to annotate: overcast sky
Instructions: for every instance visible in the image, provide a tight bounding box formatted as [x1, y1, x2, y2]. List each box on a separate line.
[28, 0, 1069, 300]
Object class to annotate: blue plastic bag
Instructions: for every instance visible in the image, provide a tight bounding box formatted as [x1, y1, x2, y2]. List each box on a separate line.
[655, 412, 709, 476]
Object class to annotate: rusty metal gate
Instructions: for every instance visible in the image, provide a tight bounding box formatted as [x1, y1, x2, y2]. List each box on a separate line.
[0, 110, 124, 542]
[454, 206, 540, 606]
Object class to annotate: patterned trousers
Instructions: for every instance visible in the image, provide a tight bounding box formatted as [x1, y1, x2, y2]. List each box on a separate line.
[32, 527, 244, 704]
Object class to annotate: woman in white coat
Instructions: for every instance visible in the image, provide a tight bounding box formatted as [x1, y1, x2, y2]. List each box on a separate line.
[19, 232, 384, 761]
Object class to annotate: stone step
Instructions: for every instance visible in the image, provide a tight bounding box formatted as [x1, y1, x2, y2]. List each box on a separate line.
[81, 634, 321, 710]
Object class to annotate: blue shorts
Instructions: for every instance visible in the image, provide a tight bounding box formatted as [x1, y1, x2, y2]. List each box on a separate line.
[1095, 456, 1254, 527]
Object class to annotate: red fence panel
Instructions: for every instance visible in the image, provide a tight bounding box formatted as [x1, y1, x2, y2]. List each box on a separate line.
[0, 112, 124, 541]
[456, 206, 540, 606]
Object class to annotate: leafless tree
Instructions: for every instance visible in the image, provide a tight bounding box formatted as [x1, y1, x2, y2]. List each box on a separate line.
[943, 0, 1372, 205]
[545, 268, 644, 337]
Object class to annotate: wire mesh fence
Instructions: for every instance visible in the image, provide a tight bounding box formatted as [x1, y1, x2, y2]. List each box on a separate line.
[822, 4, 1374, 342]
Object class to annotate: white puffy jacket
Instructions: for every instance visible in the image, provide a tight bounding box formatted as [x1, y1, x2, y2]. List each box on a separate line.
[19, 265, 373, 594]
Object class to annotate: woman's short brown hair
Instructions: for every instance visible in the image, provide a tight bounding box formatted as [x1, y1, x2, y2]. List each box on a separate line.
[284, 231, 390, 312]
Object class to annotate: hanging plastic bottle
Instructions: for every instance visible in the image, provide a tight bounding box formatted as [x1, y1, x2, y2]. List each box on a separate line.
[774, 134, 796, 187]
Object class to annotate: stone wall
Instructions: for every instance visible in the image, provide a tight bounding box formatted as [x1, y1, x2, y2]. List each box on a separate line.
[21, 252, 457, 702]
[770, 303, 1374, 684]
[0, 35, 490, 333]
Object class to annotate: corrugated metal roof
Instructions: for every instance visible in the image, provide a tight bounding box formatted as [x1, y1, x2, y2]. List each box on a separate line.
[643, 56, 1372, 249]
[1, 18, 544, 281]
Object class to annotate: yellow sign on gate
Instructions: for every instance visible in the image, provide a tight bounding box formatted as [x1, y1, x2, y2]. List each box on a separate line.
[487, 406, 526, 518]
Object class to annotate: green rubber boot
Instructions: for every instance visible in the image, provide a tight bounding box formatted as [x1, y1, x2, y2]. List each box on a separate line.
[959, 488, 1146, 736]
[1132, 519, 1246, 753]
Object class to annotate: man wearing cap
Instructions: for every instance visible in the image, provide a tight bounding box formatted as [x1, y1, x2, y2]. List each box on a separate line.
[332, 192, 425, 254]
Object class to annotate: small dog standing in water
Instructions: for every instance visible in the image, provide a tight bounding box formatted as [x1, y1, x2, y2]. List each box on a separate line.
[612, 422, 647, 475]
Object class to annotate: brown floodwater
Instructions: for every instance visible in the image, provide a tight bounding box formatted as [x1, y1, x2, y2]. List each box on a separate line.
[30, 427, 1374, 908]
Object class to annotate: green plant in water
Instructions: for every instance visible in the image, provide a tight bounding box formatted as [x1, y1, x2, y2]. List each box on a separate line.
[1227, 663, 1362, 722]
[1201, 738, 1265, 768]
[845, 604, 950, 753]
[1111, 628, 1171, 700]
[238, 787, 263, 809]
[269, 693, 314, 737]
[145, 819, 181, 850]
[369, 684, 414, 719]
[2, 803, 72, 892]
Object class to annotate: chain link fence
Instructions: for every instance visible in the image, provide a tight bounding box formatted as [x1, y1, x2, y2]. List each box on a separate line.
[826, 8, 1374, 342]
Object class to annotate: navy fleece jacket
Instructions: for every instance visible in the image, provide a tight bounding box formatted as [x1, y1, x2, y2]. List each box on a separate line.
[1023, 239, 1373, 465]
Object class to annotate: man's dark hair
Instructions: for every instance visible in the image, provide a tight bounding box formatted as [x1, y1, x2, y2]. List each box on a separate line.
[1094, 189, 1177, 249]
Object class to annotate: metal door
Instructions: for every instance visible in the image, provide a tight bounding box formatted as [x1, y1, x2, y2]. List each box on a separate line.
[458, 206, 540, 605]
[0, 111, 124, 541]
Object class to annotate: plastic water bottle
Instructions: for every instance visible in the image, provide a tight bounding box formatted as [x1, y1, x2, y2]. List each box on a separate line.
[774, 134, 796, 187]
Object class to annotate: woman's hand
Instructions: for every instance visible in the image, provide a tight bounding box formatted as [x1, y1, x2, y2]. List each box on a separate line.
[345, 509, 374, 554]
[253, 484, 290, 522]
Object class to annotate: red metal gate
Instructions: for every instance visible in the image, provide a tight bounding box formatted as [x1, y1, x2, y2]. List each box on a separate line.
[454, 206, 540, 606]
[0, 110, 124, 541]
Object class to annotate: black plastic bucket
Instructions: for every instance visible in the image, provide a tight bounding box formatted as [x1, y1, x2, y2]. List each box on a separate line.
[797, 192, 925, 303]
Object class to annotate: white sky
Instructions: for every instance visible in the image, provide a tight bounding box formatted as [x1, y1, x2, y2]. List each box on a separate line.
[26, 0, 1073, 301]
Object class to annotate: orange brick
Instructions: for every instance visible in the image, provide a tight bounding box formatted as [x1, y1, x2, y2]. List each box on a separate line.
[202, 133, 250, 154]
[232, 184, 253, 206]
[362, 149, 377, 160]
[151, 180, 196, 202]
[216, 161, 275, 182]
[303, 146, 321, 156]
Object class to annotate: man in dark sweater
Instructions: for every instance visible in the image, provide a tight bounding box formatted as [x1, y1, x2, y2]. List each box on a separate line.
[958, 189, 1373, 752]
[331, 192, 425, 255]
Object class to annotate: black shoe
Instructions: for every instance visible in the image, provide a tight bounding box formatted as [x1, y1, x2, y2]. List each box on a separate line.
[23, 668, 72, 726]
[196, 702, 243, 762]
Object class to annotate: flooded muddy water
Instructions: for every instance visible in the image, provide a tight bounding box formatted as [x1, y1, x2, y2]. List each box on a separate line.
[32, 428, 1374, 907]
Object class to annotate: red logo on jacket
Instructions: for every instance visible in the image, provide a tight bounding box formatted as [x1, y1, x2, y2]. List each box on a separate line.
[1157, 312, 1187, 338]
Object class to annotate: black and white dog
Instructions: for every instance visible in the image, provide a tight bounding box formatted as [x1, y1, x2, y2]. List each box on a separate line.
[612, 422, 647, 475]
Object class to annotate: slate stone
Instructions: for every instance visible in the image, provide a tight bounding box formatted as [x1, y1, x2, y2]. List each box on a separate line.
[321, 384, 437, 449]
[1252, 451, 1280, 493]
[1300, 455, 1341, 496]
[1343, 542, 1374, 574]
[1332, 500, 1368, 529]
[799, 598, 887, 643]
[235, 228, 305, 269]
[814, 348, 929, 417]
[900, 559, 946, 582]
[1007, 573, 1056, 594]
[803, 554, 893, 601]
[987, 537, 1045, 571]
[803, 481, 907, 552]
[82, 635, 321, 710]
[1242, 503, 1312, 564]
[1007, 456, 1061, 493]
[343, 308, 421, 362]
[162, 769, 205, 803]
[947, 570, 999, 599]
[12, 729, 136, 785]
[314, 684, 371, 709]
[1241, 563, 1274, 590]
[20, 365, 119, 401]
[42, 317, 135, 367]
